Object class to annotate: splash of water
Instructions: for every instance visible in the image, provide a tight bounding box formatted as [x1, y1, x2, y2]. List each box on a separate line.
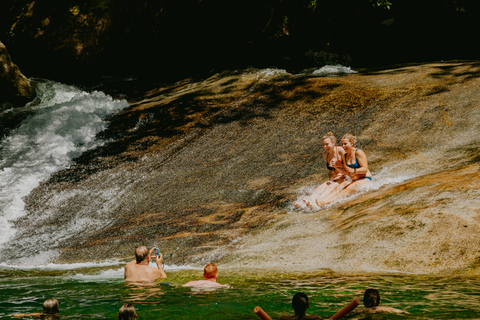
[0, 80, 128, 248]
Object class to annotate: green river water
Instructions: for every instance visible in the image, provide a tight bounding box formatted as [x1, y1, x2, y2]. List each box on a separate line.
[1, 266, 479, 319]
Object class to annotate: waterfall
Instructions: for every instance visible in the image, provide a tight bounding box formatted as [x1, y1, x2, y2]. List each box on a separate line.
[0, 80, 128, 256]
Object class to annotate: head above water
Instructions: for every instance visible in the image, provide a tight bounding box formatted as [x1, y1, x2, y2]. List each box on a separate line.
[135, 246, 149, 263]
[43, 298, 59, 314]
[203, 263, 218, 279]
[292, 292, 310, 316]
[322, 132, 337, 145]
[363, 288, 380, 308]
[118, 304, 137, 320]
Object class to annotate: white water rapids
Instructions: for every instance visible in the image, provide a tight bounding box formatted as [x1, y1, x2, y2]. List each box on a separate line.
[0, 80, 128, 247]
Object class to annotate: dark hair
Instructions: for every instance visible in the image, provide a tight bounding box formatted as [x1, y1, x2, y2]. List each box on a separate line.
[118, 303, 137, 320]
[363, 289, 380, 308]
[292, 292, 309, 319]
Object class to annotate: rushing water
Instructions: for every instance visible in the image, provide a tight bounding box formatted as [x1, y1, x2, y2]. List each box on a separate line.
[0, 80, 128, 260]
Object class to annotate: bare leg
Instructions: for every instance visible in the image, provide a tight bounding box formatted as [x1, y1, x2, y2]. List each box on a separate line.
[293, 200, 306, 209]
[316, 179, 370, 207]
[304, 198, 320, 210]
[313, 181, 341, 201]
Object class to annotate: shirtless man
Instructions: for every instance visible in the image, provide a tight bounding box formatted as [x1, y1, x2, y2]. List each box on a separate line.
[182, 263, 230, 288]
[124, 246, 167, 282]
[354, 288, 409, 315]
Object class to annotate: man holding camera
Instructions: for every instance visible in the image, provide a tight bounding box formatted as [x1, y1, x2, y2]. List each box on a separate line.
[124, 246, 167, 282]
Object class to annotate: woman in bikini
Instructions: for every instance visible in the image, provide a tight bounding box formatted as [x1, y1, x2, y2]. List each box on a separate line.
[316, 133, 372, 206]
[293, 132, 348, 209]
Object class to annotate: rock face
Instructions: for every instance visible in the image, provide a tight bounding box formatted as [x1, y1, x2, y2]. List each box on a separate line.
[0, 41, 36, 105]
[10, 61, 480, 275]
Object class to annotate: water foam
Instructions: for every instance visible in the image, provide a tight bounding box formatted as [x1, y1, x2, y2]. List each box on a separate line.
[310, 64, 357, 76]
[0, 80, 129, 246]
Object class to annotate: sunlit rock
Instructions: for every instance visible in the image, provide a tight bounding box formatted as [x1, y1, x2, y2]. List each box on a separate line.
[0, 41, 36, 105]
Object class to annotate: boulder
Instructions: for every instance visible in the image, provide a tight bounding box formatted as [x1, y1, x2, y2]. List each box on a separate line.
[0, 41, 36, 106]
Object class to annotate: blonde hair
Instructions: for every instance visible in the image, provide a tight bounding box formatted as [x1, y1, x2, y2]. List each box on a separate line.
[43, 298, 59, 314]
[204, 263, 218, 279]
[341, 133, 357, 145]
[118, 304, 136, 320]
[135, 246, 149, 263]
[322, 132, 336, 145]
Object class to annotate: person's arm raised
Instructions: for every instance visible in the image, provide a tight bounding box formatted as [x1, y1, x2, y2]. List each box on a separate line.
[154, 253, 167, 279]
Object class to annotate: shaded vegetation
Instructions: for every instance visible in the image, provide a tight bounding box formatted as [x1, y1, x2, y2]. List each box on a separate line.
[1, 0, 479, 82]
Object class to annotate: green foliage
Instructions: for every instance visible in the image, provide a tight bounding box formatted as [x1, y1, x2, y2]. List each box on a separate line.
[370, 0, 392, 10]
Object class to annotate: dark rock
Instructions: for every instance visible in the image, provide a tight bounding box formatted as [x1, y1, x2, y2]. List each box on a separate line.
[0, 41, 36, 105]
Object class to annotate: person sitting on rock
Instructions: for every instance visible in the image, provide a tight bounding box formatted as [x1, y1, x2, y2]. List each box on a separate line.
[182, 263, 230, 288]
[354, 288, 409, 314]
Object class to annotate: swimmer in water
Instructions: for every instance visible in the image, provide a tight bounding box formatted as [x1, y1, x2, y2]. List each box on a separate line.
[118, 304, 137, 320]
[293, 132, 349, 210]
[316, 133, 372, 207]
[182, 263, 230, 288]
[278, 292, 321, 320]
[354, 288, 409, 314]
[13, 298, 60, 318]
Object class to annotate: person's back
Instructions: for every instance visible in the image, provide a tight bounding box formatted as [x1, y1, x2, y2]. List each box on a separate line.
[278, 293, 321, 320]
[355, 289, 409, 315]
[182, 263, 230, 288]
[124, 246, 167, 282]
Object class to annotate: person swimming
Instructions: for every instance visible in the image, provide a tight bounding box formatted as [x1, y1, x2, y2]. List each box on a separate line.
[182, 263, 230, 289]
[13, 298, 60, 318]
[278, 293, 321, 320]
[354, 288, 409, 314]
[118, 304, 137, 320]
[293, 132, 349, 210]
[316, 133, 372, 207]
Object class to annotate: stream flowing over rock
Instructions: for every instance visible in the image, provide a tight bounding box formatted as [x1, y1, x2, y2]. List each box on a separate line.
[5, 61, 479, 275]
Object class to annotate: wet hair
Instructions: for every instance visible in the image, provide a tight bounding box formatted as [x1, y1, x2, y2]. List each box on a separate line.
[118, 303, 137, 320]
[322, 132, 337, 145]
[341, 133, 357, 145]
[292, 292, 309, 319]
[135, 246, 149, 263]
[204, 263, 218, 279]
[363, 288, 380, 308]
[42, 298, 59, 314]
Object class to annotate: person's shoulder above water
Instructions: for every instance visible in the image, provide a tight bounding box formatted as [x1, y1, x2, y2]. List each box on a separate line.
[354, 288, 409, 315]
[181, 263, 230, 288]
[355, 306, 409, 314]
[124, 246, 167, 282]
[182, 279, 230, 288]
[13, 298, 61, 318]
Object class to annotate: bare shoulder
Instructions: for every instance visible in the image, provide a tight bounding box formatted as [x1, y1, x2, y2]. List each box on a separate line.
[357, 306, 409, 314]
[182, 280, 229, 288]
[356, 148, 367, 157]
[12, 313, 42, 318]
